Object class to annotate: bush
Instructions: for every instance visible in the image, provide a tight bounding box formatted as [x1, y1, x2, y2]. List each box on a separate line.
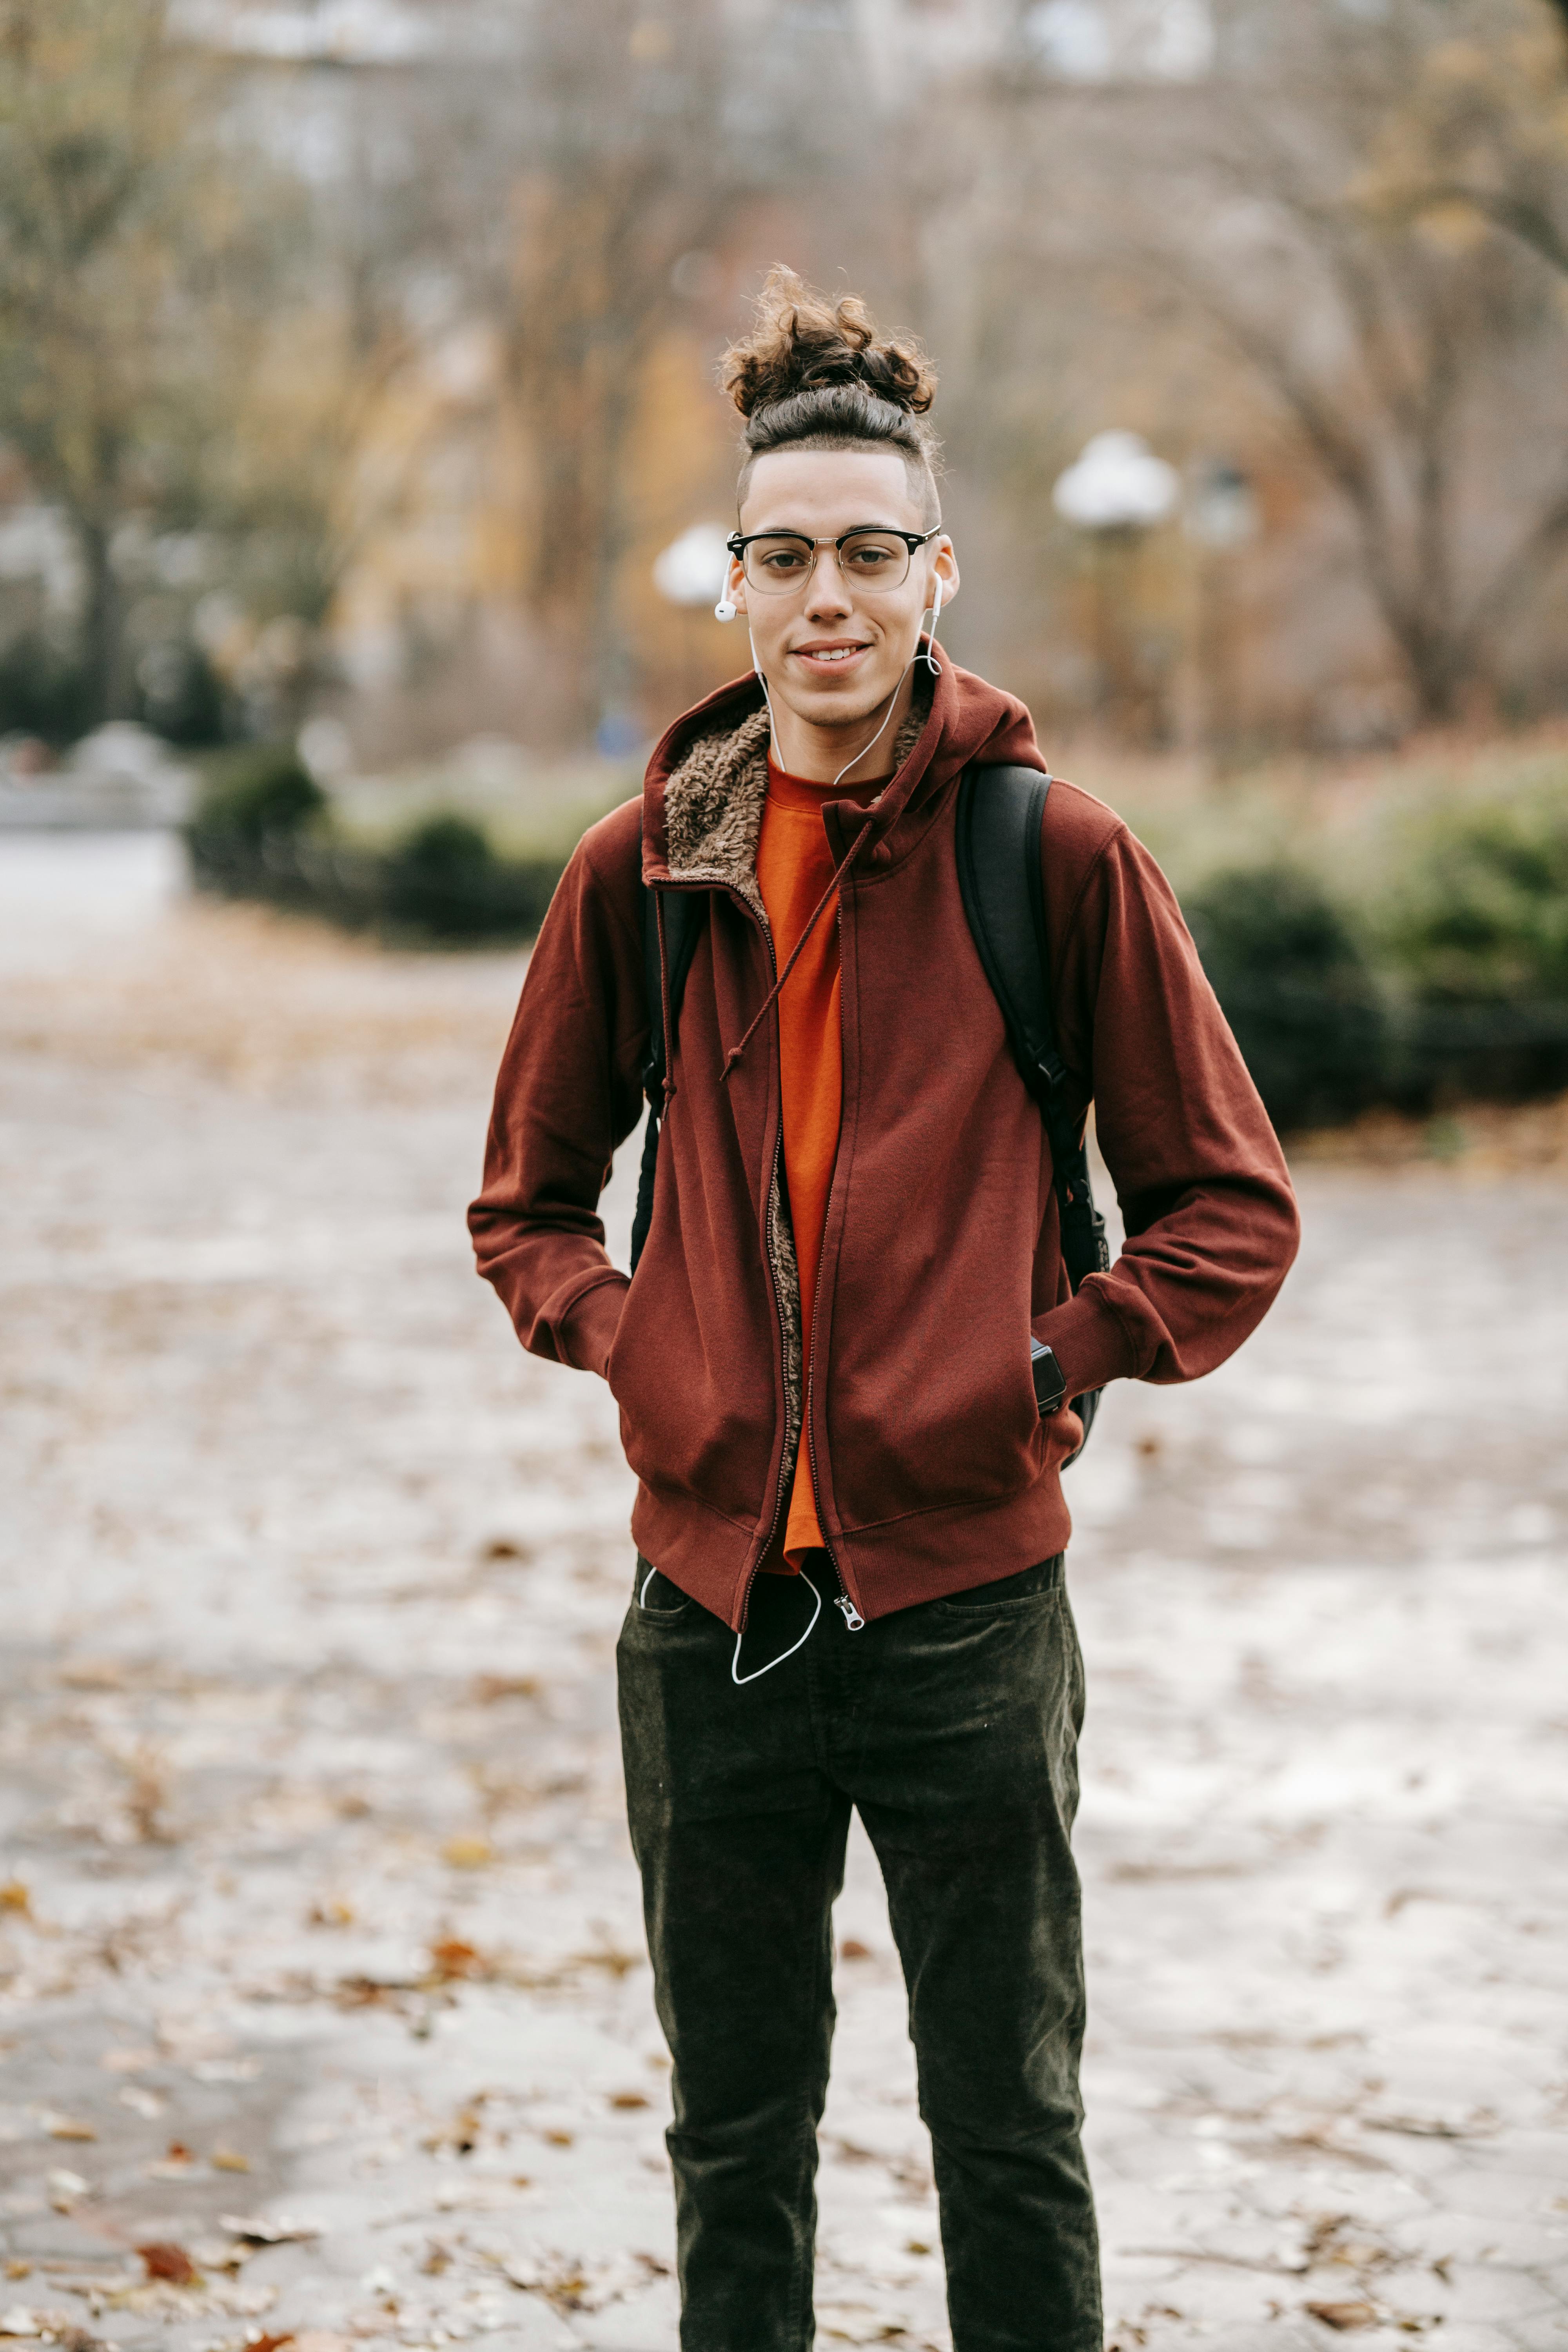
[136, 639, 229, 747]
[1381, 791, 1568, 1099]
[190, 741, 326, 848]
[384, 813, 565, 941]
[186, 770, 567, 944]
[0, 632, 97, 745]
[1185, 863, 1390, 1133]
[387, 814, 502, 937]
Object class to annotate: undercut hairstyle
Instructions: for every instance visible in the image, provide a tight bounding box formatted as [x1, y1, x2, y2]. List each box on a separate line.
[720, 266, 943, 528]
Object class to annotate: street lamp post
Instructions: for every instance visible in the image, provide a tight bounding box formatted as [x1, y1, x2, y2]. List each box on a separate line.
[1184, 460, 1259, 773]
[1052, 431, 1180, 740]
[653, 523, 731, 718]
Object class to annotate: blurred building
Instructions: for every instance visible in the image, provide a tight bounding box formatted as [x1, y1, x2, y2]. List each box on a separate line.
[2, 0, 1562, 764]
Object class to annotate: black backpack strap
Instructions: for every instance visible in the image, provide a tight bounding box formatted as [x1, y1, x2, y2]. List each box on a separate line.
[956, 764, 1111, 1456]
[631, 882, 706, 1270]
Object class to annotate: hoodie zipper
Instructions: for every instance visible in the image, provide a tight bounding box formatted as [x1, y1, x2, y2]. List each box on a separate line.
[653, 876, 797, 1632]
[725, 884, 863, 1638]
[719, 895, 800, 1640]
[803, 886, 864, 1632]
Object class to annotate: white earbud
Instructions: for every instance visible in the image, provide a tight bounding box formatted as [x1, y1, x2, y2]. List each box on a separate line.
[715, 560, 738, 622]
[922, 570, 945, 674]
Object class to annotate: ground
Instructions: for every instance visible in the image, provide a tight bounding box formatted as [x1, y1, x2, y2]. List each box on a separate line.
[0, 835, 1564, 2352]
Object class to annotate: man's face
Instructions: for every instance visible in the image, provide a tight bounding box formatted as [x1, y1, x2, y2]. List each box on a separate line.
[729, 449, 958, 741]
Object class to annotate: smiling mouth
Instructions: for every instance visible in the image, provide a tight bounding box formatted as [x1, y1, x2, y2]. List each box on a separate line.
[794, 642, 869, 668]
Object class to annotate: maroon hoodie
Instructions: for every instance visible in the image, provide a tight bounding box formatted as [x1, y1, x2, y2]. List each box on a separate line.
[470, 658, 1299, 1629]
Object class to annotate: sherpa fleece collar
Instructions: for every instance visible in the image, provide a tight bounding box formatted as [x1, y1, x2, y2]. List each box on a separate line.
[657, 690, 933, 918]
[641, 637, 1053, 893]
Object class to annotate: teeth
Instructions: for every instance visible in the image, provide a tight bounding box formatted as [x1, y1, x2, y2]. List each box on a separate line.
[808, 648, 858, 661]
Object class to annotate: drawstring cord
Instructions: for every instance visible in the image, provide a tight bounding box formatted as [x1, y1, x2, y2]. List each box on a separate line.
[718, 618, 942, 1087]
[654, 889, 679, 1109]
[720, 822, 875, 1085]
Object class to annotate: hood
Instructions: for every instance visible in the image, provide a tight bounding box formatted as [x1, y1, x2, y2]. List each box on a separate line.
[640, 648, 1045, 891]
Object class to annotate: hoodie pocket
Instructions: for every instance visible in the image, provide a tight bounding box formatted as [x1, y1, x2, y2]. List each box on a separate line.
[826, 1310, 1044, 1529]
[606, 1239, 781, 1530]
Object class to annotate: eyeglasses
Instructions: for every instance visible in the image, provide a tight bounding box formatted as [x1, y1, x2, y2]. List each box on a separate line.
[726, 525, 939, 595]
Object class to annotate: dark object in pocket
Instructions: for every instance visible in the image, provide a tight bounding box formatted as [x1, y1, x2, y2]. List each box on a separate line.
[634, 1557, 691, 1613]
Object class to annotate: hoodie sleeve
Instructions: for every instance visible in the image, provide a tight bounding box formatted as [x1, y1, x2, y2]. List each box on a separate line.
[467, 801, 648, 1377]
[1029, 811, 1301, 1397]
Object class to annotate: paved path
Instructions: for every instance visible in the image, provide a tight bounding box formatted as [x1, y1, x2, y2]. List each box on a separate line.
[0, 840, 1564, 2352]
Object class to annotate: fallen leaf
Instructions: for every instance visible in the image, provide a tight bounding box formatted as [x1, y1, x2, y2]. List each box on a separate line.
[0, 1884, 29, 1916]
[220, 2214, 323, 2245]
[905, 2240, 931, 2256]
[442, 1833, 492, 1869]
[308, 1898, 354, 1929]
[245, 2337, 296, 2352]
[428, 1936, 486, 1982]
[58, 1658, 126, 1690]
[0, 2270, 23, 2285]
[191, 2056, 262, 2083]
[335, 1975, 396, 2009]
[1361, 2109, 1498, 2141]
[188, 2234, 249, 2273]
[137, 2242, 197, 2285]
[543, 2129, 573, 2146]
[479, 1537, 526, 1561]
[840, 1938, 872, 1960]
[47, 2118, 97, 2143]
[608, 2091, 649, 2109]
[211, 2148, 250, 2173]
[473, 1673, 538, 1702]
[1305, 2303, 1379, 2332]
[18, 2318, 99, 2352]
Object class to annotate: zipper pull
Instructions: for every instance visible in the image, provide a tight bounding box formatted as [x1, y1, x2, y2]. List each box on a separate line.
[835, 1594, 866, 1633]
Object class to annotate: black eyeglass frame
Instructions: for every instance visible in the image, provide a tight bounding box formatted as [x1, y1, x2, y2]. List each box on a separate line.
[724, 524, 942, 593]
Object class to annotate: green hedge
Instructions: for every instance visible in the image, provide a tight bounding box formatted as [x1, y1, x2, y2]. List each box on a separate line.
[187, 745, 1568, 1125]
[1184, 864, 1390, 1132]
[1380, 791, 1568, 1102]
[186, 747, 564, 944]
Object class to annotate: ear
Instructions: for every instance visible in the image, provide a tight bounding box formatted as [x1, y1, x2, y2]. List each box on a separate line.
[715, 552, 746, 622]
[931, 535, 959, 608]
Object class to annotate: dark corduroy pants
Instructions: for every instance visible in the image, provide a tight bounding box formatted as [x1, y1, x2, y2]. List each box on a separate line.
[617, 1551, 1102, 2352]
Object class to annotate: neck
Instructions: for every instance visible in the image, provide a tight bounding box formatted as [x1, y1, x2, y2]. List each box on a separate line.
[764, 663, 918, 786]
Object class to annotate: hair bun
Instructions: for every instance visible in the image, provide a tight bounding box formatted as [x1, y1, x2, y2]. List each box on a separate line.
[721, 265, 936, 423]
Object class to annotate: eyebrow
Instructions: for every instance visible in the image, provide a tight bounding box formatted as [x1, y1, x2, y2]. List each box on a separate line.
[739, 523, 924, 539]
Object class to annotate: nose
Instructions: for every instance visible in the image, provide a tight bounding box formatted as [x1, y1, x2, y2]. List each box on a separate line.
[803, 546, 853, 619]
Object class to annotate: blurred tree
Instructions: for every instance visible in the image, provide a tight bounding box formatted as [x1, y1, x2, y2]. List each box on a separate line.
[1142, 0, 1568, 724]
[458, 0, 890, 742]
[1364, 1, 1568, 280]
[485, 1, 736, 739]
[0, 0, 338, 733]
[968, 0, 1568, 735]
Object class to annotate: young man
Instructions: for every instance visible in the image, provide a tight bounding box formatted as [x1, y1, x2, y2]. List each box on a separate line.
[470, 270, 1299, 2352]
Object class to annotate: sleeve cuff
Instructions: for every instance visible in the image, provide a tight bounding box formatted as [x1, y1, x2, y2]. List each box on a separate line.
[560, 1274, 630, 1377]
[1031, 1282, 1137, 1399]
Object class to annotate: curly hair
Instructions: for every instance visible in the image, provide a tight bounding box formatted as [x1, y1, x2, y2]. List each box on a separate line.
[720, 266, 942, 524]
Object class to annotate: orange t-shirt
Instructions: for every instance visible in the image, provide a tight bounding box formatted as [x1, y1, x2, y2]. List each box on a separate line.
[755, 757, 887, 1568]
